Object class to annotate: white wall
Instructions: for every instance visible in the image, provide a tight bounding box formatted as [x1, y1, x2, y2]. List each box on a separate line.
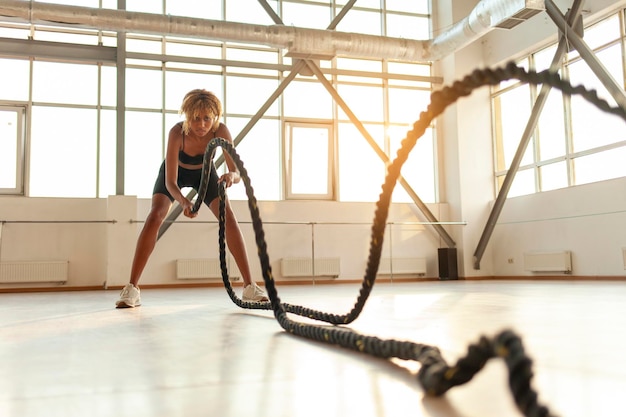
[0, 195, 452, 289]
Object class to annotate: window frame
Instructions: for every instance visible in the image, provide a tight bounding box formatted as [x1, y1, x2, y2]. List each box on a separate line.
[0, 105, 26, 195]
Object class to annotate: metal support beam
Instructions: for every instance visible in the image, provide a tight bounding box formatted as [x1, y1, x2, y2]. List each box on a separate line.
[115, 0, 126, 196]
[545, 0, 626, 109]
[472, 0, 585, 269]
[304, 59, 456, 248]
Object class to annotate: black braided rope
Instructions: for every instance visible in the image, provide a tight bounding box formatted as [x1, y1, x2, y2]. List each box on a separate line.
[190, 63, 626, 417]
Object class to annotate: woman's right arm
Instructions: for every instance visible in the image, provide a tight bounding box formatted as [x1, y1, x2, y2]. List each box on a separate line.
[165, 125, 196, 218]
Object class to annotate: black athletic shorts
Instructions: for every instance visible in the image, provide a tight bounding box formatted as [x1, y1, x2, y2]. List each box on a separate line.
[152, 160, 220, 206]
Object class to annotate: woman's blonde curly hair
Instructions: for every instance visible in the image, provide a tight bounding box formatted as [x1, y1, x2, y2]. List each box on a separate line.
[179, 89, 222, 134]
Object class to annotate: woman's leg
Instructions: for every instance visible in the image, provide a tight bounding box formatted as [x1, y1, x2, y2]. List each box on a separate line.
[129, 194, 173, 286]
[208, 197, 253, 287]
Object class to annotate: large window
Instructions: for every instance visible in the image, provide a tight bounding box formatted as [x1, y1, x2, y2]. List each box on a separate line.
[0, 0, 434, 204]
[491, 12, 626, 197]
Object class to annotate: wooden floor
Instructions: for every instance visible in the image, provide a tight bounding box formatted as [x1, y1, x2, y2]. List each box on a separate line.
[1, 280, 625, 417]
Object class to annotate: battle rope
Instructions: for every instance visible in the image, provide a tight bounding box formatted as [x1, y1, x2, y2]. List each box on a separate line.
[191, 62, 626, 417]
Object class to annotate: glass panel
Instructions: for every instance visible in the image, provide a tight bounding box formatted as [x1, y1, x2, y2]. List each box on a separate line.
[0, 25, 29, 40]
[0, 109, 18, 189]
[537, 89, 566, 161]
[225, 117, 281, 201]
[534, 45, 559, 72]
[30, 107, 97, 197]
[389, 126, 436, 203]
[33, 61, 98, 105]
[282, 3, 330, 29]
[338, 123, 384, 202]
[573, 146, 626, 186]
[165, 71, 222, 111]
[283, 81, 332, 119]
[126, 0, 162, 14]
[0, 58, 30, 101]
[336, 58, 382, 73]
[127, 37, 163, 54]
[99, 109, 117, 198]
[165, 41, 222, 59]
[502, 168, 535, 197]
[493, 84, 533, 171]
[226, 0, 276, 24]
[335, 10, 382, 36]
[226, 48, 279, 64]
[386, 14, 430, 39]
[569, 46, 626, 152]
[290, 126, 330, 195]
[124, 111, 165, 198]
[387, 61, 431, 77]
[540, 161, 568, 192]
[388, 87, 431, 124]
[386, 0, 429, 14]
[336, 0, 380, 8]
[101, 65, 117, 107]
[33, 29, 99, 46]
[580, 15, 620, 51]
[337, 84, 383, 121]
[226, 76, 279, 116]
[126, 68, 163, 109]
[166, 0, 222, 20]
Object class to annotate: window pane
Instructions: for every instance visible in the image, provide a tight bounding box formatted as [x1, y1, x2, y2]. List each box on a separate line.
[165, 71, 222, 111]
[124, 111, 165, 198]
[338, 123, 384, 202]
[34, 29, 99, 46]
[569, 46, 626, 152]
[337, 84, 383, 121]
[390, 126, 436, 203]
[30, 107, 97, 197]
[282, 3, 330, 29]
[127, 0, 162, 14]
[284, 81, 332, 119]
[389, 87, 431, 124]
[540, 161, 568, 192]
[166, 0, 222, 20]
[0, 109, 18, 189]
[386, 14, 430, 39]
[537, 89, 566, 160]
[290, 126, 330, 195]
[226, 118, 281, 201]
[32, 61, 98, 105]
[574, 146, 626, 186]
[0, 58, 29, 101]
[126, 68, 163, 109]
[498, 168, 535, 197]
[493, 85, 533, 171]
[101, 65, 117, 107]
[386, 0, 429, 14]
[165, 41, 222, 60]
[127, 37, 163, 54]
[226, 76, 279, 116]
[335, 10, 382, 35]
[226, 0, 276, 24]
[99, 109, 117, 198]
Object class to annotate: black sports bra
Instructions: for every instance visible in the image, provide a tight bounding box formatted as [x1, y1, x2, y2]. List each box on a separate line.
[178, 123, 215, 165]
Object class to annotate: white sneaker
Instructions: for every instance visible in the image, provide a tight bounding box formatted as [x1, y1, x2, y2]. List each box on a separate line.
[116, 283, 141, 308]
[242, 282, 268, 302]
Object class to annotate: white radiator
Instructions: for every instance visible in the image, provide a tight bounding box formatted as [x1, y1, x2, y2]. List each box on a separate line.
[176, 258, 240, 280]
[0, 261, 68, 283]
[378, 257, 427, 276]
[280, 257, 340, 277]
[524, 251, 572, 273]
